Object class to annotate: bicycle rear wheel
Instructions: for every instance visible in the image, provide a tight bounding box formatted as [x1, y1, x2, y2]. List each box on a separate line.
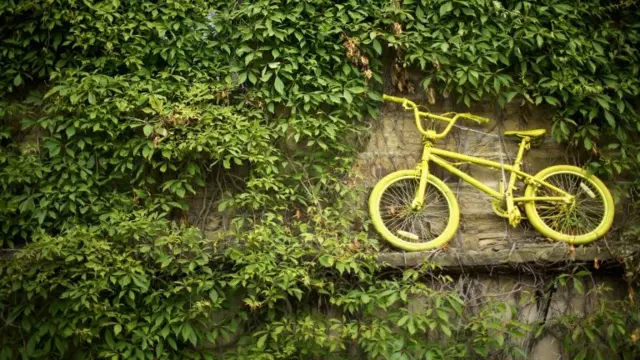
[524, 165, 614, 244]
[369, 170, 459, 251]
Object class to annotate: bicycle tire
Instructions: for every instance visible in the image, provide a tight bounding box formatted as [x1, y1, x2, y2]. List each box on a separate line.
[524, 165, 614, 244]
[369, 170, 460, 251]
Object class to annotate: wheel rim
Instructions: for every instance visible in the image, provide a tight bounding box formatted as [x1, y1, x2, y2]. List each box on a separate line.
[378, 176, 451, 243]
[534, 172, 606, 236]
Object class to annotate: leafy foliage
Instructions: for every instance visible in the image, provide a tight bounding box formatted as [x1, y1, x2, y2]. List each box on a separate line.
[536, 271, 640, 360]
[1, 212, 222, 359]
[0, 0, 277, 246]
[2, 0, 640, 359]
[387, 0, 640, 176]
[4, 212, 640, 359]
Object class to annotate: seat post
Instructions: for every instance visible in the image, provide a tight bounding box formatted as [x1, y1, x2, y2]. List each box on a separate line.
[505, 137, 531, 226]
[513, 137, 531, 167]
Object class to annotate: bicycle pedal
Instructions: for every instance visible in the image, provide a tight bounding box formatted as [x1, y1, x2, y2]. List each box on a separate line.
[397, 230, 419, 241]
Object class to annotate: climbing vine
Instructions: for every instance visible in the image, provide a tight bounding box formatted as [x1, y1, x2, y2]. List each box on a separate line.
[1, 0, 640, 359]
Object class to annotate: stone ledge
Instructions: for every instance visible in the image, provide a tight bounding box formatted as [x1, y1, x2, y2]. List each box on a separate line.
[377, 244, 639, 272]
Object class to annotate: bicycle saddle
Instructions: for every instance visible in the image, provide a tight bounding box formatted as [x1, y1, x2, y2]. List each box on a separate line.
[504, 129, 546, 145]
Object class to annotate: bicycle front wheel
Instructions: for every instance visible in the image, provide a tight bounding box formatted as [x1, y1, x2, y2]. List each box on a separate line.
[369, 170, 460, 251]
[524, 165, 614, 244]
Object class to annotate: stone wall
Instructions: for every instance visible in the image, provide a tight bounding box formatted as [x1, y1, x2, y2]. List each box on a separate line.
[191, 93, 633, 359]
[422, 273, 628, 360]
[355, 94, 635, 359]
[357, 92, 630, 268]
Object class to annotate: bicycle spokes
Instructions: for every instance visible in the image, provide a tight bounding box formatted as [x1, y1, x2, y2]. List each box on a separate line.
[534, 173, 605, 236]
[379, 177, 450, 242]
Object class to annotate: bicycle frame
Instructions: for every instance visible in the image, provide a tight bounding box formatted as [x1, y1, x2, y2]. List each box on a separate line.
[381, 94, 574, 222]
[374, 94, 613, 247]
[412, 139, 574, 209]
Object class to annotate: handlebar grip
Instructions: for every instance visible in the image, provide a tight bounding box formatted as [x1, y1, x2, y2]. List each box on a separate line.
[382, 94, 417, 108]
[459, 113, 491, 124]
[382, 94, 406, 103]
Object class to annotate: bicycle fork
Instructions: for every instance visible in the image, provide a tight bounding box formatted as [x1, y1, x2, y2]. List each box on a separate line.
[411, 146, 431, 210]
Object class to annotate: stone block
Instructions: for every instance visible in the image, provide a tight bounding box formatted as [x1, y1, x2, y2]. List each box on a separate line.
[530, 335, 563, 360]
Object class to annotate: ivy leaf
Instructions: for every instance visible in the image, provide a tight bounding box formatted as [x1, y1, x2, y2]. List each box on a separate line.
[441, 324, 452, 337]
[574, 349, 587, 360]
[439, 2, 453, 16]
[372, 39, 382, 55]
[114, 324, 122, 336]
[397, 315, 410, 327]
[143, 124, 154, 137]
[343, 90, 353, 103]
[13, 74, 23, 86]
[407, 320, 416, 335]
[244, 52, 254, 65]
[66, 126, 76, 138]
[274, 76, 285, 95]
[544, 96, 559, 106]
[342, 63, 351, 75]
[105, 330, 116, 348]
[257, 333, 268, 349]
[88, 92, 96, 105]
[237, 72, 247, 85]
[45, 139, 61, 157]
[604, 110, 615, 127]
[368, 92, 382, 101]
[595, 96, 610, 110]
[319, 255, 334, 267]
[26, 336, 36, 356]
[261, 72, 273, 82]
[181, 323, 193, 342]
[361, 294, 370, 304]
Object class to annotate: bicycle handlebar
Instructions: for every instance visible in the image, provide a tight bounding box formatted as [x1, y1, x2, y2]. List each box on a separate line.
[382, 94, 490, 139]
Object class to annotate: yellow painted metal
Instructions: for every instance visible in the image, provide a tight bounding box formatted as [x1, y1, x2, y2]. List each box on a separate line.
[429, 155, 502, 198]
[427, 147, 572, 199]
[503, 129, 546, 139]
[513, 196, 570, 203]
[368, 170, 460, 251]
[505, 137, 530, 226]
[369, 95, 615, 251]
[523, 166, 615, 244]
[412, 147, 431, 208]
[381, 94, 490, 140]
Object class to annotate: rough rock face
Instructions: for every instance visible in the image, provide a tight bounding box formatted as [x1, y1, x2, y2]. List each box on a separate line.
[357, 94, 629, 268]
[403, 273, 627, 360]
[357, 96, 633, 359]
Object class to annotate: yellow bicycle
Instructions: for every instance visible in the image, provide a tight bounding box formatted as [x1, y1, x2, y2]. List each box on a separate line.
[369, 95, 615, 251]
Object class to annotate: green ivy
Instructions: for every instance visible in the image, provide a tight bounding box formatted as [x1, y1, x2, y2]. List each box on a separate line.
[391, 0, 640, 176]
[2, 0, 640, 359]
[3, 212, 640, 359]
[536, 271, 640, 360]
[1, 212, 223, 359]
[2, 1, 639, 245]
